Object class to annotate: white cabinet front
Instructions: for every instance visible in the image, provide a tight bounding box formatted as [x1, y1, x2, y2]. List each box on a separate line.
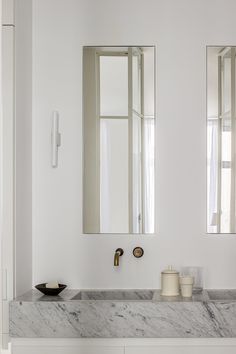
[126, 346, 236, 354]
[12, 345, 124, 354]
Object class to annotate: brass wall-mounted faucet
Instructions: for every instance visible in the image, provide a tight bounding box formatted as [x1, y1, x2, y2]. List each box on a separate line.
[114, 248, 124, 266]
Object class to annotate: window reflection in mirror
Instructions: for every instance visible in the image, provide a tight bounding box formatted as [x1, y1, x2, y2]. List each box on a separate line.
[83, 46, 155, 234]
[207, 46, 236, 233]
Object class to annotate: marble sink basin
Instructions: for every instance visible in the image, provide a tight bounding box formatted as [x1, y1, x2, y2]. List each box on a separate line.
[71, 290, 154, 301]
[207, 289, 236, 300]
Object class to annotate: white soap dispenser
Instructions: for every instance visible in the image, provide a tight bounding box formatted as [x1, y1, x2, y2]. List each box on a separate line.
[161, 265, 180, 296]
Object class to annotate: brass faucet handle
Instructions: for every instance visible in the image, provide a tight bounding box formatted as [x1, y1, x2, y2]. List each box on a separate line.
[115, 248, 124, 256]
[114, 248, 124, 266]
[133, 247, 144, 258]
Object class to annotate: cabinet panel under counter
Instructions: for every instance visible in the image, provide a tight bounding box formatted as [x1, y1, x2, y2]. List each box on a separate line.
[11, 342, 123, 354]
[9, 289, 236, 339]
[10, 338, 236, 354]
[126, 345, 236, 354]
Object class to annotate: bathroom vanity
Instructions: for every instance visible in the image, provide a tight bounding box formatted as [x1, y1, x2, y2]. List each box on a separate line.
[9, 289, 236, 354]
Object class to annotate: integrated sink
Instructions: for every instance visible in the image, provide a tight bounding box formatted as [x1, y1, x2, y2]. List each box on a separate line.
[207, 289, 236, 301]
[71, 290, 154, 301]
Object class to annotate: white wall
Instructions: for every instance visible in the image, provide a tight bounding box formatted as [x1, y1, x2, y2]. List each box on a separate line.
[32, 0, 236, 290]
[15, 0, 32, 296]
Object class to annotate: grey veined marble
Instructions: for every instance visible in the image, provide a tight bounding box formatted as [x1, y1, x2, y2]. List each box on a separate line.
[9, 289, 236, 338]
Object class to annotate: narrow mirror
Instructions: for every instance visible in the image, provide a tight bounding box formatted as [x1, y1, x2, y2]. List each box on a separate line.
[83, 46, 155, 234]
[207, 46, 236, 233]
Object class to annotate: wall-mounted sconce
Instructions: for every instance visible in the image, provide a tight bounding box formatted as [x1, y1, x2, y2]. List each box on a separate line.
[51, 111, 61, 168]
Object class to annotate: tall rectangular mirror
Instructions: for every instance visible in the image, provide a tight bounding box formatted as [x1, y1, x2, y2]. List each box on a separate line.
[83, 46, 155, 234]
[207, 46, 236, 233]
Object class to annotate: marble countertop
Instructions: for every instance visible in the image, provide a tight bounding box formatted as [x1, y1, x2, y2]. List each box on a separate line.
[13, 289, 209, 303]
[10, 289, 236, 338]
[13, 289, 79, 302]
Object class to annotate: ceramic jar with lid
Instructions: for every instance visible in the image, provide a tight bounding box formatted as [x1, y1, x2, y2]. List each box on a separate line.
[161, 265, 179, 296]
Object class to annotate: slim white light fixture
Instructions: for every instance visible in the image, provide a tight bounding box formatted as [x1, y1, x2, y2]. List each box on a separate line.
[51, 111, 61, 168]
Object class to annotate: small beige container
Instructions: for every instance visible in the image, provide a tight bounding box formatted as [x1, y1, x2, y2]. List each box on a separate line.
[161, 266, 179, 296]
[180, 276, 194, 297]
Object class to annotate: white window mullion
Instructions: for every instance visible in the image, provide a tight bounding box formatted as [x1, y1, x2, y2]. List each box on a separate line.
[217, 55, 222, 232]
[230, 48, 236, 232]
[128, 48, 133, 233]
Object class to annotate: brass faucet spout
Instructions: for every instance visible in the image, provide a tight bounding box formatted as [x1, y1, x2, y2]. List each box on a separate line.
[114, 252, 119, 266]
[114, 248, 124, 266]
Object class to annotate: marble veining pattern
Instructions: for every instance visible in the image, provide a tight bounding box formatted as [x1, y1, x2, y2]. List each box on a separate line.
[9, 290, 236, 338]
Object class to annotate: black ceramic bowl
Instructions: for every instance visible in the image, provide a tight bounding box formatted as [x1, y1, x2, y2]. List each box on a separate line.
[35, 283, 67, 296]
